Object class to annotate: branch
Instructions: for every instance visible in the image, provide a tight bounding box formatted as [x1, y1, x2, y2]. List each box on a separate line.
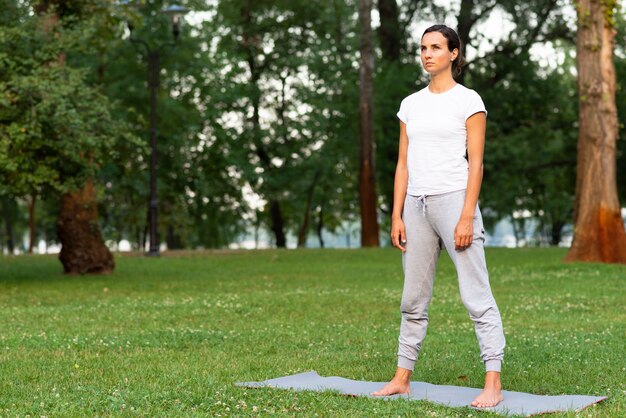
[465, 0, 562, 82]
[401, 0, 422, 30]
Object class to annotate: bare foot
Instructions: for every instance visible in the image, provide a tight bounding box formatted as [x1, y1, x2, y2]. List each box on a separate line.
[471, 371, 503, 408]
[371, 367, 412, 396]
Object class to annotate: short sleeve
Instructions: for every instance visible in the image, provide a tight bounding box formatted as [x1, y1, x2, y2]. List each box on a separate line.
[397, 98, 408, 124]
[465, 90, 488, 120]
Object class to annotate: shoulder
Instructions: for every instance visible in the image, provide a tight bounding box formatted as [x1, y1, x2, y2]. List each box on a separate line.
[400, 86, 429, 106]
[455, 84, 483, 100]
[455, 84, 487, 118]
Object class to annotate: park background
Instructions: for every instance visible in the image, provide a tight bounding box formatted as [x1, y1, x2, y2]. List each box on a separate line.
[1, 0, 626, 416]
[1, 0, 625, 257]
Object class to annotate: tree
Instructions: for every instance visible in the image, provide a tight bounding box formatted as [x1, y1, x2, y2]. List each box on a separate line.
[77, 0, 247, 251]
[38, 0, 115, 273]
[208, 0, 361, 248]
[358, 0, 380, 247]
[0, 1, 134, 271]
[454, 0, 578, 244]
[565, 0, 626, 263]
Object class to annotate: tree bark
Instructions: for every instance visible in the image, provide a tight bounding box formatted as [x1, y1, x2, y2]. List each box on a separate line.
[565, 0, 626, 263]
[268, 201, 286, 248]
[358, 0, 380, 247]
[297, 170, 320, 248]
[550, 220, 564, 246]
[57, 179, 114, 274]
[455, 0, 475, 84]
[377, 0, 401, 62]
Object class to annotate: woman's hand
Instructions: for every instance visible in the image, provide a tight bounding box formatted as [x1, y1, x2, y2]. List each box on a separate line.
[391, 217, 407, 251]
[454, 216, 473, 250]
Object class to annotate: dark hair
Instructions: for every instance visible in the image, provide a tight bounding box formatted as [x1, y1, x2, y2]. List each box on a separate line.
[422, 24, 465, 78]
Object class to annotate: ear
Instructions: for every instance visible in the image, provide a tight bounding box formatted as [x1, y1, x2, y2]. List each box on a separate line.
[451, 48, 459, 61]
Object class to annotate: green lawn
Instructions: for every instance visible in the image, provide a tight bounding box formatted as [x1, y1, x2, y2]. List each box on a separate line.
[0, 248, 624, 417]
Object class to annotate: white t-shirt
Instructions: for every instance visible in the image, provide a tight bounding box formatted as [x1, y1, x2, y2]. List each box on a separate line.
[397, 83, 487, 196]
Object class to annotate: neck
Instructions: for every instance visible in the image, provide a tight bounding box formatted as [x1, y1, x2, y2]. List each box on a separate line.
[428, 72, 457, 93]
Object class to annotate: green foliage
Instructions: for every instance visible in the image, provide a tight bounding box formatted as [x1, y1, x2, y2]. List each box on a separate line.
[476, 47, 578, 240]
[205, 0, 362, 243]
[0, 4, 137, 198]
[77, 0, 248, 249]
[2, 0, 623, 249]
[460, 1, 579, 243]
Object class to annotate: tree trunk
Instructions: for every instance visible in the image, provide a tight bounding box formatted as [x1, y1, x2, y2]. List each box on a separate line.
[297, 170, 320, 248]
[2, 197, 15, 254]
[135, 226, 142, 251]
[254, 210, 261, 249]
[358, 0, 380, 247]
[268, 201, 286, 248]
[241, 0, 287, 248]
[510, 214, 523, 247]
[377, 0, 401, 62]
[550, 220, 564, 246]
[140, 222, 150, 251]
[565, 0, 626, 263]
[166, 224, 183, 250]
[28, 194, 36, 254]
[377, 0, 402, 216]
[57, 179, 114, 274]
[317, 204, 325, 248]
[455, 0, 475, 84]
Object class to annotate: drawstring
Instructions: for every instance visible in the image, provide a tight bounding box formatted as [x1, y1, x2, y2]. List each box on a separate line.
[416, 194, 427, 216]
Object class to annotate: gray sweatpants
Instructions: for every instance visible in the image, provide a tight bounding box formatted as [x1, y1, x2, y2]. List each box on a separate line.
[397, 189, 505, 372]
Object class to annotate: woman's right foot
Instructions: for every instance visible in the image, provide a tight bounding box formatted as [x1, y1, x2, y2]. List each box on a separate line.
[371, 367, 412, 396]
[371, 379, 411, 396]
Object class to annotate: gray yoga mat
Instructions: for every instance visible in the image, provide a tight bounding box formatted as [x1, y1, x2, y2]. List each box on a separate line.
[237, 371, 607, 416]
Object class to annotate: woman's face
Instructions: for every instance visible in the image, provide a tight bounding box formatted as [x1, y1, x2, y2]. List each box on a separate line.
[420, 31, 458, 76]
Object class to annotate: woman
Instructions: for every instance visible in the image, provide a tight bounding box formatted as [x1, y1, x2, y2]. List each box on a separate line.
[372, 24, 506, 408]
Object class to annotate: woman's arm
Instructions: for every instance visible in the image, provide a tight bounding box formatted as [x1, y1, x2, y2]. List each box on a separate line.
[454, 111, 486, 250]
[391, 121, 409, 251]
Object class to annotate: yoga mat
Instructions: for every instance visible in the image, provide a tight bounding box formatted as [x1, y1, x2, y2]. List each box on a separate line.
[237, 371, 607, 417]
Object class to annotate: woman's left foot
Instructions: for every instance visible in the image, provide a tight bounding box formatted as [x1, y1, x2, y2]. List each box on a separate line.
[471, 387, 503, 408]
[471, 371, 503, 408]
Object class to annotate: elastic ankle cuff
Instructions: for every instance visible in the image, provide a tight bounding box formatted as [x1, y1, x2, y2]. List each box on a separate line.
[485, 359, 502, 372]
[398, 356, 416, 371]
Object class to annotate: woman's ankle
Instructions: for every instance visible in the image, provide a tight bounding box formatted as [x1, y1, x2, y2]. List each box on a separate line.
[394, 367, 412, 382]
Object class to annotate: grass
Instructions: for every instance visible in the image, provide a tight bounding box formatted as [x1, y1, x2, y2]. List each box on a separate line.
[0, 247, 624, 417]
